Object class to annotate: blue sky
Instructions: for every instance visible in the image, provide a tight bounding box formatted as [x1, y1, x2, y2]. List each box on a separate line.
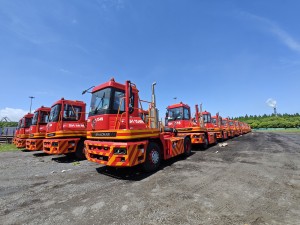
[1, 0, 300, 121]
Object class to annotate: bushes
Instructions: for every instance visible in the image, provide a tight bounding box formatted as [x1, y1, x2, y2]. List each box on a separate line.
[236, 114, 300, 129]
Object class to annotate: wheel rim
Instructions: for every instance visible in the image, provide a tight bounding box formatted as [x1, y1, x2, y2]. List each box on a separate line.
[150, 150, 159, 165]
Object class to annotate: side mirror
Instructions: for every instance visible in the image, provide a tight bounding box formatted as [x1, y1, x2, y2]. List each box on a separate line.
[128, 83, 134, 114]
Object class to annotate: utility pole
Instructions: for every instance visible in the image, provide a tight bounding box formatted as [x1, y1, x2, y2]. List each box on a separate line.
[29, 96, 35, 113]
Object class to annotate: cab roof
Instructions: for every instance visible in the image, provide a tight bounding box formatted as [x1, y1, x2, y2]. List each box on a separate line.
[23, 113, 34, 118]
[34, 106, 51, 113]
[51, 98, 86, 107]
[167, 102, 190, 109]
[92, 78, 139, 94]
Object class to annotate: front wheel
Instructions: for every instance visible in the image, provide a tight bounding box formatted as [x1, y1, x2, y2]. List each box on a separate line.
[75, 140, 86, 160]
[142, 142, 161, 172]
[183, 137, 191, 156]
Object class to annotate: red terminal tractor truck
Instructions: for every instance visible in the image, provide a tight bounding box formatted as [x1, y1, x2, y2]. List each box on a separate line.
[25, 106, 51, 151]
[203, 111, 227, 142]
[15, 113, 34, 148]
[165, 102, 217, 149]
[43, 98, 87, 159]
[221, 117, 234, 138]
[84, 78, 191, 172]
[211, 113, 228, 141]
[13, 119, 22, 145]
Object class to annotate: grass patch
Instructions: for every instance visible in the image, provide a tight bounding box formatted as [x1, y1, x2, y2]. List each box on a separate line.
[0, 144, 21, 152]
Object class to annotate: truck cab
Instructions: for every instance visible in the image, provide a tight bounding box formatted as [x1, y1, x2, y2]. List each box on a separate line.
[25, 106, 50, 151]
[234, 120, 241, 136]
[165, 102, 191, 129]
[212, 114, 228, 140]
[13, 119, 22, 145]
[16, 113, 34, 148]
[43, 98, 86, 159]
[203, 111, 224, 141]
[222, 118, 234, 138]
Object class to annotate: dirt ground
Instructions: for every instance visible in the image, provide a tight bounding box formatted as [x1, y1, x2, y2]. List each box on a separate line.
[1, 132, 300, 225]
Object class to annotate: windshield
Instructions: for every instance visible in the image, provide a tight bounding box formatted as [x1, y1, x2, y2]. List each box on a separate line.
[167, 107, 184, 122]
[40, 111, 49, 124]
[229, 121, 234, 126]
[25, 117, 32, 128]
[89, 88, 125, 116]
[222, 120, 227, 126]
[203, 114, 211, 123]
[212, 118, 217, 125]
[32, 111, 39, 125]
[49, 104, 62, 122]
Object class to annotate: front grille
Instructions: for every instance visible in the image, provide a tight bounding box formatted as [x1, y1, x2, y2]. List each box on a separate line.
[90, 154, 108, 161]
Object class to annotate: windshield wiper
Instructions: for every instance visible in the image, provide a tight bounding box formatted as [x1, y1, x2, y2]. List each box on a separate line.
[94, 92, 105, 113]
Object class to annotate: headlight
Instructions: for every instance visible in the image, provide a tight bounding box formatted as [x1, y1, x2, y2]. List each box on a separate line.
[113, 147, 127, 155]
[52, 142, 58, 147]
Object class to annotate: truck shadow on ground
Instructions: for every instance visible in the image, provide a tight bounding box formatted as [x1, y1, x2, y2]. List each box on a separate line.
[96, 152, 196, 181]
[51, 155, 86, 163]
[33, 152, 51, 157]
[21, 149, 31, 152]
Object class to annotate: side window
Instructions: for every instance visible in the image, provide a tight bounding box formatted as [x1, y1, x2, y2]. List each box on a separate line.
[40, 111, 49, 124]
[183, 108, 190, 120]
[113, 91, 125, 112]
[203, 114, 211, 123]
[63, 105, 82, 121]
[25, 118, 32, 127]
[74, 107, 82, 120]
[203, 115, 207, 123]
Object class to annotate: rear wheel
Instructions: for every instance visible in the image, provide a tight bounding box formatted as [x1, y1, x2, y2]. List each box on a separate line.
[142, 142, 161, 172]
[183, 137, 191, 156]
[219, 132, 224, 142]
[214, 134, 218, 145]
[202, 135, 209, 150]
[75, 140, 86, 160]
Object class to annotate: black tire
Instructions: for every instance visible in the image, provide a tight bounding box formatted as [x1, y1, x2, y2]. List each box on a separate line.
[202, 135, 209, 150]
[183, 137, 192, 156]
[214, 134, 218, 145]
[75, 140, 86, 160]
[219, 132, 224, 142]
[142, 142, 161, 172]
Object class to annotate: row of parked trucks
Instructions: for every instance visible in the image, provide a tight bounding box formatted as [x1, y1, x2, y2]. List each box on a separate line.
[13, 78, 251, 172]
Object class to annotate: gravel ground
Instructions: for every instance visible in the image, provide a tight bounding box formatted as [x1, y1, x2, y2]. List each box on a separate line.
[0, 132, 300, 225]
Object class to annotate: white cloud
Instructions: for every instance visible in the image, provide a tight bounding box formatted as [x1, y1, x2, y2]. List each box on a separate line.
[270, 27, 300, 53]
[0, 108, 29, 122]
[242, 12, 300, 53]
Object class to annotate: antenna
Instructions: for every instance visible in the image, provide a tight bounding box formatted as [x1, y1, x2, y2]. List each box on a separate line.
[266, 98, 277, 116]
